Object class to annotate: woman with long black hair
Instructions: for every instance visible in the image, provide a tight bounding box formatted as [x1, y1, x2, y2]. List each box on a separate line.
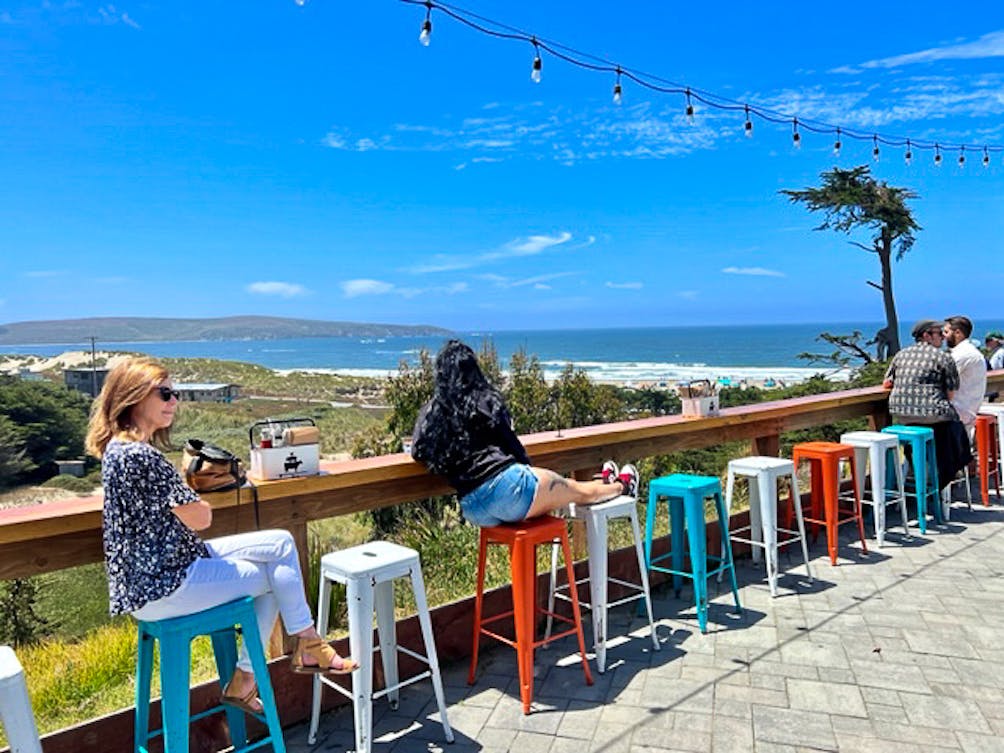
[411, 340, 637, 527]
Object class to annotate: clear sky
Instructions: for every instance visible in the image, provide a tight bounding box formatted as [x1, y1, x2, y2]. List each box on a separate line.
[2, 1, 1002, 332]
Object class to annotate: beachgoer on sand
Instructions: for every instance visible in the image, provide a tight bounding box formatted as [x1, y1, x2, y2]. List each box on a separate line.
[410, 339, 638, 527]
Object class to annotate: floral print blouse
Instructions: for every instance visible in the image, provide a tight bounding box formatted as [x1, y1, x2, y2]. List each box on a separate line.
[101, 439, 209, 615]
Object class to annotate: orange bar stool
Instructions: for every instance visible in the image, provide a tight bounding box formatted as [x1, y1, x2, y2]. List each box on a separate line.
[790, 442, 868, 565]
[468, 515, 593, 714]
[974, 414, 1002, 505]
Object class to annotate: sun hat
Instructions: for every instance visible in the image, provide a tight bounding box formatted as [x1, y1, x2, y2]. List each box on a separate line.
[985, 331, 1004, 342]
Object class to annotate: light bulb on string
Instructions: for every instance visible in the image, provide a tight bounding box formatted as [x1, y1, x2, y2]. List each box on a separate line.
[744, 105, 753, 138]
[872, 135, 880, 162]
[530, 39, 542, 83]
[958, 147, 966, 168]
[792, 118, 801, 149]
[685, 89, 694, 124]
[612, 68, 622, 105]
[934, 144, 943, 167]
[984, 148, 991, 168]
[833, 128, 842, 157]
[904, 139, 913, 166]
[419, 4, 432, 47]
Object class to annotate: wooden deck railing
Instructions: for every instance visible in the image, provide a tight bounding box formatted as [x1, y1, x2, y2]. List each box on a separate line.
[4, 377, 1004, 580]
[4, 376, 1004, 753]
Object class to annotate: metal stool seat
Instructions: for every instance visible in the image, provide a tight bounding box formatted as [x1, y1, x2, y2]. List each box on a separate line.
[790, 442, 868, 565]
[135, 596, 285, 753]
[645, 474, 741, 633]
[470, 515, 593, 714]
[721, 457, 812, 596]
[545, 495, 660, 672]
[881, 425, 942, 532]
[839, 431, 910, 546]
[0, 645, 42, 753]
[307, 541, 453, 752]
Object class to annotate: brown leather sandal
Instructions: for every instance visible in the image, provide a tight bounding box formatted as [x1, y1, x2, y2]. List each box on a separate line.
[221, 679, 263, 715]
[290, 637, 359, 675]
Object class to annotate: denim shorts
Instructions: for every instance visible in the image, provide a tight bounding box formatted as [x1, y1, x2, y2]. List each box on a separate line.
[460, 463, 538, 527]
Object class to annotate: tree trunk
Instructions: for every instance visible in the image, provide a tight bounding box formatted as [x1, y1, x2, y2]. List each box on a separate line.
[879, 230, 901, 357]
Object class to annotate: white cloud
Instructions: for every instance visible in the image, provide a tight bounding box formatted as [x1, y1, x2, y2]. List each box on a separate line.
[533, 283, 551, 290]
[24, 270, 67, 278]
[507, 272, 576, 288]
[722, 266, 785, 278]
[322, 132, 347, 149]
[506, 232, 572, 255]
[341, 279, 394, 298]
[97, 4, 140, 28]
[340, 279, 468, 299]
[678, 290, 699, 300]
[755, 79, 1004, 128]
[247, 281, 309, 297]
[605, 281, 643, 290]
[408, 232, 576, 274]
[835, 30, 1004, 73]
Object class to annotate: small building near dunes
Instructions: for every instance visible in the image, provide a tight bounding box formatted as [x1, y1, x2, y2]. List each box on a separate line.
[64, 367, 109, 397]
[174, 382, 241, 403]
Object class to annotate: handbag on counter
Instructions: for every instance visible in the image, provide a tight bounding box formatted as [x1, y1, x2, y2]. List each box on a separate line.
[181, 439, 259, 528]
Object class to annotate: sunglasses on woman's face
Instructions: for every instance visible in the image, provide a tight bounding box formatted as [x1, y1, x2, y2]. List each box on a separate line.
[156, 386, 180, 402]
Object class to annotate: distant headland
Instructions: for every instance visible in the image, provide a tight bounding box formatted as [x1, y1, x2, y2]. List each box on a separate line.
[0, 316, 452, 345]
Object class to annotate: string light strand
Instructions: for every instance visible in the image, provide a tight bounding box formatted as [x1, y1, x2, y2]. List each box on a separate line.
[401, 0, 1003, 162]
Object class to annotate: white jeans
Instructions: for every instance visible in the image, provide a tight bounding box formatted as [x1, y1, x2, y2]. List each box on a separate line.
[131, 529, 313, 673]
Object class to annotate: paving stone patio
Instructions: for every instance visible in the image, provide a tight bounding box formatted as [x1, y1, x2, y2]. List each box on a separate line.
[285, 497, 1004, 752]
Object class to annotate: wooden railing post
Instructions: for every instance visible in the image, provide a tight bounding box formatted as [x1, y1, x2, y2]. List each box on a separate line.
[753, 433, 780, 457]
[868, 404, 892, 431]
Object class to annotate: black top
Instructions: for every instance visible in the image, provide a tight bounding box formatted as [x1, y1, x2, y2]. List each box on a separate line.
[412, 393, 531, 498]
[101, 439, 209, 615]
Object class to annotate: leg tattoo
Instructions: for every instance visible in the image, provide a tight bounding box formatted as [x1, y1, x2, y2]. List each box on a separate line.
[544, 470, 570, 491]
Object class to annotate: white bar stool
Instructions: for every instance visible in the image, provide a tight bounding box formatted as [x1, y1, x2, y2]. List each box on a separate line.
[307, 541, 454, 752]
[0, 645, 43, 753]
[720, 457, 812, 597]
[545, 495, 659, 673]
[839, 431, 910, 546]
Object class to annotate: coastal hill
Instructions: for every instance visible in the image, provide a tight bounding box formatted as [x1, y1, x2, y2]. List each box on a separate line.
[0, 316, 452, 345]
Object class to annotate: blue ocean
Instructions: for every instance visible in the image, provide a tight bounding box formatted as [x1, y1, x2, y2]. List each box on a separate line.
[3, 321, 1000, 385]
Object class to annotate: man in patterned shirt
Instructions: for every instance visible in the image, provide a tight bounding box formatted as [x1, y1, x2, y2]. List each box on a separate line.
[883, 319, 971, 495]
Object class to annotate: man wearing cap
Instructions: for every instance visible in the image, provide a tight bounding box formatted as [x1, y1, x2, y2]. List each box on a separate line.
[943, 315, 987, 433]
[883, 319, 971, 494]
[986, 331, 1004, 371]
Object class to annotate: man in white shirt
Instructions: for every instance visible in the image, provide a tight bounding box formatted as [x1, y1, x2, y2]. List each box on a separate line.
[943, 315, 987, 434]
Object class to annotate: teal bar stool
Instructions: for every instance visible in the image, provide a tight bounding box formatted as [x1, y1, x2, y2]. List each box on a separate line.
[881, 425, 942, 534]
[135, 596, 286, 753]
[644, 473, 741, 633]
